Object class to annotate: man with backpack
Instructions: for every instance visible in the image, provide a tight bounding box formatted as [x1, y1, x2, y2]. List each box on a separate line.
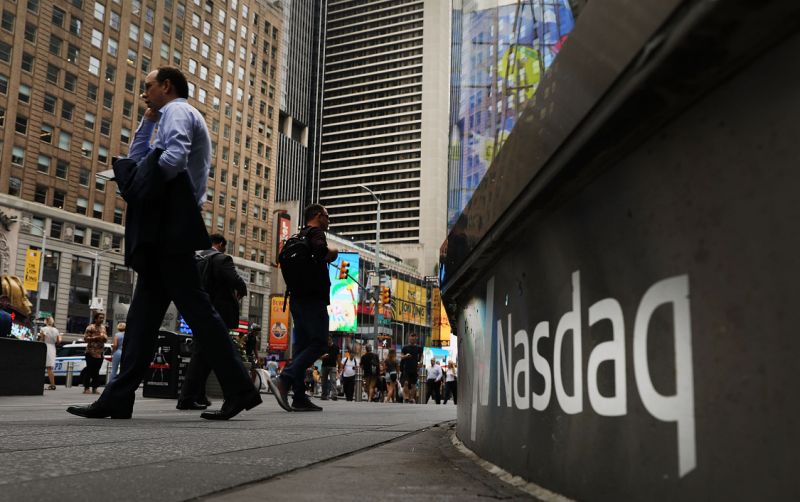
[268, 204, 338, 412]
[360, 345, 380, 402]
[177, 233, 247, 410]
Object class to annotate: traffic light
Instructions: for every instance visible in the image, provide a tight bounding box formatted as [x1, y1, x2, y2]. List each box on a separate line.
[338, 260, 350, 280]
[380, 286, 391, 304]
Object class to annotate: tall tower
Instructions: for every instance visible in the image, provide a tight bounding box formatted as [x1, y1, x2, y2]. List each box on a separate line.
[318, 0, 451, 275]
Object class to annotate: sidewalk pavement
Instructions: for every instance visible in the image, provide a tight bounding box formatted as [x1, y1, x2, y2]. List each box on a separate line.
[0, 389, 534, 501]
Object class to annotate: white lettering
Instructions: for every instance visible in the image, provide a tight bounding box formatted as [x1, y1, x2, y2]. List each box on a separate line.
[587, 298, 627, 416]
[513, 328, 530, 409]
[633, 275, 695, 476]
[554, 271, 583, 414]
[497, 314, 513, 407]
[531, 321, 551, 411]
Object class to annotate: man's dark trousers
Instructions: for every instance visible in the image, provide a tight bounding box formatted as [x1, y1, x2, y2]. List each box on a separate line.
[278, 298, 328, 399]
[425, 379, 441, 404]
[98, 251, 252, 413]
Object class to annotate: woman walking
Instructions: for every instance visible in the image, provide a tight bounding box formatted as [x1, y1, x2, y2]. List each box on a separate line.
[39, 317, 61, 390]
[383, 349, 399, 403]
[340, 351, 358, 401]
[82, 312, 108, 394]
[109, 322, 126, 384]
[443, 361, 458, 405]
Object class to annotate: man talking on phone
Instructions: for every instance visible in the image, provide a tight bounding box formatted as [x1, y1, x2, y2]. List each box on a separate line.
[67, 67, 260, 420]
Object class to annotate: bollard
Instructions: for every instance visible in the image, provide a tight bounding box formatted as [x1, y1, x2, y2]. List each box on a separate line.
[65, 361, 74, 388]
[354, 366, 363, 402]
[418, 367, 427, 404]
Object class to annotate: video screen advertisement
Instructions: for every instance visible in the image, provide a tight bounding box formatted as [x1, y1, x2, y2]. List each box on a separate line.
[328, 252, 360, 333]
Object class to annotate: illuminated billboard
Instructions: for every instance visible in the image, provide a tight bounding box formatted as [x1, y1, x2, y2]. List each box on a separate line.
[328, 252, 360, 333]
[391, 279, 428, 326]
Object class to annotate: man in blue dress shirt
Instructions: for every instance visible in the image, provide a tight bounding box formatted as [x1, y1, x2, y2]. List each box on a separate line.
[67, 67, 260, 420]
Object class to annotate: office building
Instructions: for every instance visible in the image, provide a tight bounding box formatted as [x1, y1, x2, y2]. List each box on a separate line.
[317, 0, 451, 275]
[0, 0, 282, 333]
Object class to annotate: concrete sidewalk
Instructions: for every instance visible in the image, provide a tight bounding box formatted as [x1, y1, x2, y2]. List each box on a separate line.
[0, 389, 530, 501]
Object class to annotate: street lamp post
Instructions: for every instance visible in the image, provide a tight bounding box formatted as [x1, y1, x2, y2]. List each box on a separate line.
[88, 248, 122, 310]
[356, 184, 381, 341]
[25, 221, 47, 322]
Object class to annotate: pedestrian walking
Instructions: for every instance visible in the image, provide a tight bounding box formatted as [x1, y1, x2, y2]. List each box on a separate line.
[443, 361, 458, 405]
[0, 295, 12, 338]
[108, 322, 126, 384]
[82, 312, 108, 395]
[360, 345, 379, 401]
[384, 349, 400, 403]
[178, 234, 248, 411]
[67, 67, 259, 421]
[340, 350, 358, 401]
[400, 333, 423, 403]
[319, 336, 340, 401]
[38, 316, 61, 390]
[268, 204, 338, 412]
[425, 359, 443, 404]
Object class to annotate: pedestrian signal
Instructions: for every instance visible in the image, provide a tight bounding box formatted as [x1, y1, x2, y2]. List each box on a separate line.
[338, 260, 350, 280]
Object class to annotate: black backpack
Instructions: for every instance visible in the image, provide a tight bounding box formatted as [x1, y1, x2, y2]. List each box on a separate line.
[278, 228, 315, 297]
[196, 250, 220, 291]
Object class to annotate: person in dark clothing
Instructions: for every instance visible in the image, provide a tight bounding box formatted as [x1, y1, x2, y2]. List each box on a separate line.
[319, 336, 340, 401]
[360, 345, 380, 402]
[401, 333, 424, 403]
[67, 67, 259, 421]
[245, 324, 260, 366]
[268, 204, 338, 412]
[0, 297, 11, 338]
[177, 234, 247, 410]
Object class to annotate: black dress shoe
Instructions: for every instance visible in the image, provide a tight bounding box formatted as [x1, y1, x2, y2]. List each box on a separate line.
[176, 400, 208, 410]
[197, 397, 212, 407]
[292, 398, 322, 412]
[66, 401, 132, 419]
[200, 391, 262, 420]
[267, 376, 293, 412]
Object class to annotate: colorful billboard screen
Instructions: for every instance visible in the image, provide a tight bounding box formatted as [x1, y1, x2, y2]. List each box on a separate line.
[328, 252, 360, 333]
[269, 296, 290, 351]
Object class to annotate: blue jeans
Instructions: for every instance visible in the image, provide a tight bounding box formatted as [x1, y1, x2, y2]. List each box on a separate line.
[109, 350, 122, 383]
[279, 298, 328, 398]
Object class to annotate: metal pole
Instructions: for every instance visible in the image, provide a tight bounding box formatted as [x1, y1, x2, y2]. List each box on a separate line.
[355, 366, 363, 402]
[356, 185, 381, 343]
[65, 361, 74, 388]
[34, 229, 46, 321]
[91, 253, 99, 301]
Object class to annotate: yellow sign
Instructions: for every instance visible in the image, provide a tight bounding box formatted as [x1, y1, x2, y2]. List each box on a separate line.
[431, 288, 451, 345]
[23, 249, 41, 292]
[391, 279, 428, 326]
[268, 296, 290, 351]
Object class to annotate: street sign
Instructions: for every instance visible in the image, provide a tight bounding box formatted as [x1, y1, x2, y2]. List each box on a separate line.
[89, 297, 105, 310]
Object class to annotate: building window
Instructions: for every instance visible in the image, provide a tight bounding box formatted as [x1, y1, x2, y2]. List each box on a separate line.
[56, 160, 68, 179]
[111, 235, 123, 250]
[100, 118, 111, 135]
[8, 177, 21, 197]
[110, 11, 120, 30]
[76, 197, 88, 215]
[24, 23, 36, 43]
[0, 41, 9, 63]
[81, 140, 93, 158]
[91, 29, 102, 48]
[11, 146, 24, 165]
[67, 44, 79, 63]
[21, 53, 35, 73]
[70, 16, 82, 36]
[65, 72, 78, 92]
[40, 124, 53, 143]
[52, 7, 66, 27]
[98, 146, 109, 164]
[0, 74, 6, 94]
[88, 56, 100, 76]
[49, 35, 62, 56]
[88, 83, 98, 101]
[103, 91, 113, 109]
[93, 202, 104, 219]
[14, 114, 26, 134]
[43, 95, 57, 114]
[53, 190, 66, 209]
[34, 185, 48, 204]
[105, 64, 116, 82]
[62, 101, 74, 121]
[58, 132, 72, 151]
[50, 221, 63, 240]
[79, 168, 90, 186]
[113, 208, 123, 224]
[96, 177, 106, 192]
[1, 10, 15, 32]
[120, 127, 131, 143]
[37, 155, 51, 173]
[19, 85, 31, 103]
[85, 112, 96, 130]
[94, 1, 105, 21]
[71, 255, 93, 275]
[90, 230, 101, 248]
[28, 0, 40, 13]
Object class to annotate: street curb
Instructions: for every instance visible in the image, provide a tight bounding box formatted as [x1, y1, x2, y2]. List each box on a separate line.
[449, 428, 574, 502]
